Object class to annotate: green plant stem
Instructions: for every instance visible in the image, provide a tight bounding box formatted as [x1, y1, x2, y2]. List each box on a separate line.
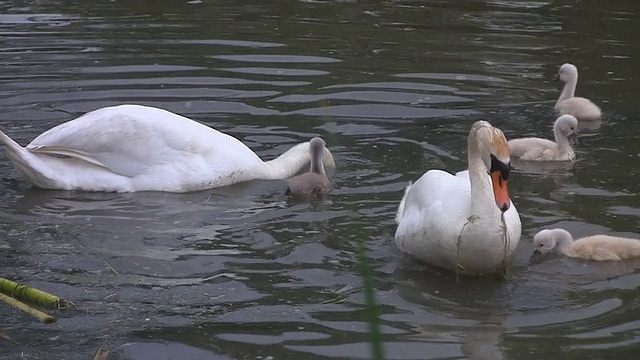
[0, 278, 68, 309]
[356, 230, 385, 360]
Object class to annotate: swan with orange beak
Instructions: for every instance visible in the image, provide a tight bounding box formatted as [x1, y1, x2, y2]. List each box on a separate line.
[394, 121, 521, 276]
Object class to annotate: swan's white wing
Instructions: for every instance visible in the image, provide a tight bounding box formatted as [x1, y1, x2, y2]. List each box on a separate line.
[395, 169, 471, 266]
[27, 105, 260, 178]
[29, 146, 107, 168]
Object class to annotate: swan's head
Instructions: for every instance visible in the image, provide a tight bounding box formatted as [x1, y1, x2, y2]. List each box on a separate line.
[555, 114, 579, 146]
[469, 121, 511, 213]
[556, 63, 578, 83]
[533, 228, 572, 254]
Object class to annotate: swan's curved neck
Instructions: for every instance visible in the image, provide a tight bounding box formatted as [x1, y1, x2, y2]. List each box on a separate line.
[261, 142, 312, 180]
[467, 136, 494, 213]
[557, 76, 577, 105]
[553, 126, 570, 152]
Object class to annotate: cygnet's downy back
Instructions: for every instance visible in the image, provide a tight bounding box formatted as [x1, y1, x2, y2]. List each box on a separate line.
[285, 137, 331, 198]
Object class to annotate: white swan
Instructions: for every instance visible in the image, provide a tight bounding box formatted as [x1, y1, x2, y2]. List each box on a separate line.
[0, 104, 335, 192]
[533, 228, 640, 261]
[285, 137, 331, 198]
[508, 114, 578, 162]
[394, 121, 522, 276]
[555, 63, 601, 121]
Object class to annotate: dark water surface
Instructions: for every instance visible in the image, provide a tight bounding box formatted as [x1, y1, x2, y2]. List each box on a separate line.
[1, 0, 640, 359]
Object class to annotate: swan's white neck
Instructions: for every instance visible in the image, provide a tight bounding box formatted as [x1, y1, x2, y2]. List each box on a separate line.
[467, 137, 495, 214]
[557, 76, 577, 105]
[261, 142, 313, 180]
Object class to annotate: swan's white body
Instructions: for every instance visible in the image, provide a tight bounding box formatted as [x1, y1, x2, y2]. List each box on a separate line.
[555, 63, 601, 121]
[508, 115, 578, 162]
[534, 228, 640, 261]
[394, 121, 522, 276]
[0, 104, 335, 192]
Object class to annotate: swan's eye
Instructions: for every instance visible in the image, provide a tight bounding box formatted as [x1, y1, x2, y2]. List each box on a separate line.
[538, 243, 544, 247]
[489, 154, 510, 181]
[570, 127, 574, 130]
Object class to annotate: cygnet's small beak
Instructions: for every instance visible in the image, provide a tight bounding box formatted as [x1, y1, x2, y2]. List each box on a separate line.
[568, 133, 579, 146]
[529, 250, 545, 265]
[554, 73, 560, 81]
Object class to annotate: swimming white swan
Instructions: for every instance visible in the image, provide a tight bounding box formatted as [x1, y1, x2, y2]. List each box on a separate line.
[533, 228, 640, 261]
[555, 63, 601, 121]
[508, 114, 578, 162]
[285, 137, 331, 198]
[394, 121, 522, 276]
[0, 104, 335, 192]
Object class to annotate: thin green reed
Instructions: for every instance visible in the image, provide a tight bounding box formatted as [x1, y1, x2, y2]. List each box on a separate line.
[355, 226, 385, 360]
[319, 106, 385, 358]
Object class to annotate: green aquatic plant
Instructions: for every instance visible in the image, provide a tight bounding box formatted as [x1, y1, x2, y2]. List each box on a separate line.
[355, 228, 386, 360]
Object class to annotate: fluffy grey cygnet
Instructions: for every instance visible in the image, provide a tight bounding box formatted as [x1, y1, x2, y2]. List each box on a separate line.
[285, 137, 331, 198]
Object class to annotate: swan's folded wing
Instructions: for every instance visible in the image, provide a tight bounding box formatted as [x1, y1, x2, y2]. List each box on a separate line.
[28, 146, 108, 168]
[455, 170, 469, 179]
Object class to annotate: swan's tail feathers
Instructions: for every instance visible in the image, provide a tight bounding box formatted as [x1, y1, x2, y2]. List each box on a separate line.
[395, 181, 413, 225]
[0, 129, 57, 188]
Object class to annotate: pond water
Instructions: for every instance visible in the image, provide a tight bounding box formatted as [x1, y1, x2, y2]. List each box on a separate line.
[1, 0, 640, 359]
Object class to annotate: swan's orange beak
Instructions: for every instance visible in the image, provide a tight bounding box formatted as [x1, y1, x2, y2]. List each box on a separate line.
[491, 170, 510, 212]
[489, 154, 511, 212]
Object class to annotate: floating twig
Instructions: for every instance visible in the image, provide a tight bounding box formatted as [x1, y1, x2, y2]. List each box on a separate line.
[102, 258, 119, 276]
[499, 213, 510, 281]
[455, 215, 479, 281]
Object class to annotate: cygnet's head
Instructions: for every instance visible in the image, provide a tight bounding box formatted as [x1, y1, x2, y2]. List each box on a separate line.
[556, 63, 578, 83]
[533, 228, 573, 254]
[555, 115, 579, 145]
[469, 121, 511, 213]
[308, 137, 327, 175]
[309, 137, 326, 156]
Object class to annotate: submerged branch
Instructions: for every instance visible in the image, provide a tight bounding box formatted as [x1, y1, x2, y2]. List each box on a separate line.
[0, 327, 18, 344]
[93, 344, 110, 360]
